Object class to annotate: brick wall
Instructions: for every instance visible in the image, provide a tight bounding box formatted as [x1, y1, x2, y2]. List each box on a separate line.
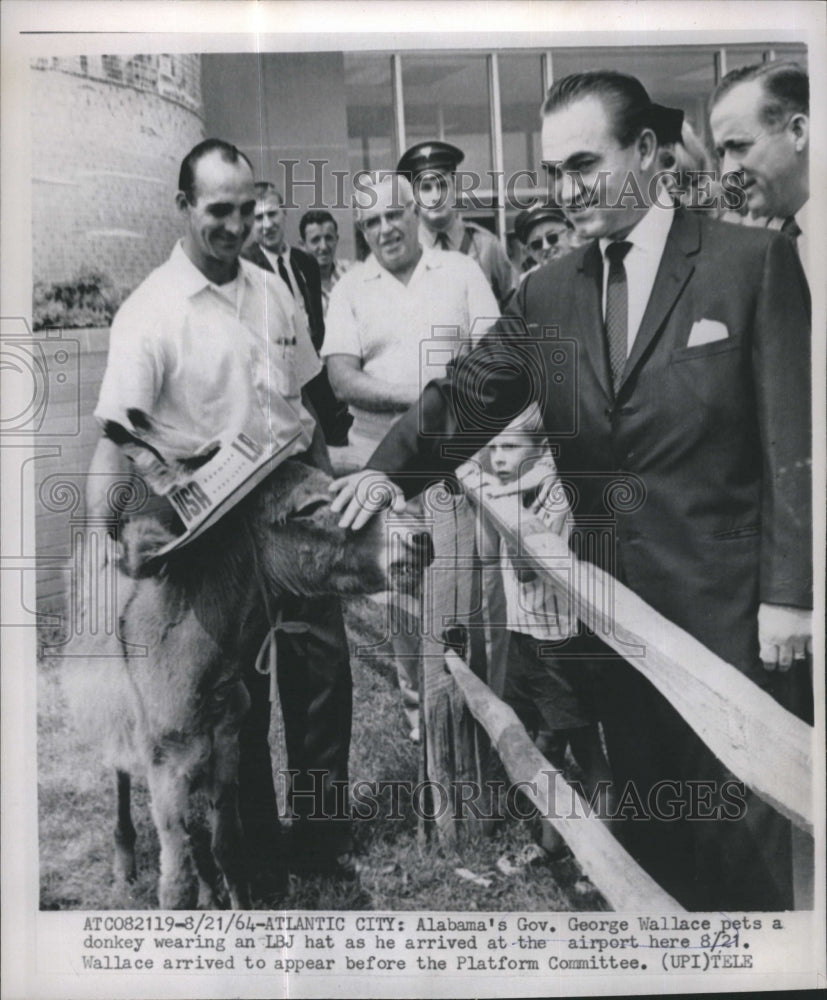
[31, 59, 206, 620]
[31, 64, 205, 297]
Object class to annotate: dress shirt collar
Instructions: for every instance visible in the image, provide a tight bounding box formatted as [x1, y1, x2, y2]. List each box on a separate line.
[599, 200, 675, 261]
[360, 244, 444, 282]
[261, 244, 291, 271]
[420, 214, 465, 250]
[170, 240, 253, 299]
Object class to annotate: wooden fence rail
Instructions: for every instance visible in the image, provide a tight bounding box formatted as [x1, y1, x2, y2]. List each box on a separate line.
[443, 649, 683, 911]
[415, 461, 814, 908]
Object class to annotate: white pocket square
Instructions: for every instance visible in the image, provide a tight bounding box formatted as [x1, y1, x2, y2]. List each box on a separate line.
[687, 319, 729, 347]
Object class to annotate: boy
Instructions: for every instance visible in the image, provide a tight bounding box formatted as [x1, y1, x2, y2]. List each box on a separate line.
[486, 415, 612, 797]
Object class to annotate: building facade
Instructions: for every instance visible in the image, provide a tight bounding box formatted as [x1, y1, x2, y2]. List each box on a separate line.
[29, 41, 808, 618]
[202, 42, 807, 259]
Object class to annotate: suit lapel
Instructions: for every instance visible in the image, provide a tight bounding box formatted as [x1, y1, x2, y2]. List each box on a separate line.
[290, 248, 310, 305]
[250, 242, 275, 274]
[574, 242, 613, 403]
[618, 209, 699, 394]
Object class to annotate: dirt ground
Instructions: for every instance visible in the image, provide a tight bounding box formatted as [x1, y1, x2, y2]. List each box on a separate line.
[38, 595, 606, 912]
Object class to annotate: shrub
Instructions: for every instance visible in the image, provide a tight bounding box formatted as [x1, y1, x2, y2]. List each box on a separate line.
[33, 271, 123, 330]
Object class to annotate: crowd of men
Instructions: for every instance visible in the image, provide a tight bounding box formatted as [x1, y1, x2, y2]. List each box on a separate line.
[89, 58, 812, 910]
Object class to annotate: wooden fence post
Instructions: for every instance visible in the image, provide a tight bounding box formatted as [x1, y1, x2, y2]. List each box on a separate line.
[418, 485, 488, 849]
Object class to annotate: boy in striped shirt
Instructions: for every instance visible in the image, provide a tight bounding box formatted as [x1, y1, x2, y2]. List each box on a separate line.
[486, 415, 611, 795]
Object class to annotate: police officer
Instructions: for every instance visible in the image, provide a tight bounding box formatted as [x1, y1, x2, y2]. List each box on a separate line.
[397, 140, 516, 307]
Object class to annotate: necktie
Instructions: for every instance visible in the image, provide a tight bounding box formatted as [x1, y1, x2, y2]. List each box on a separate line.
[436, 231, 450, 250]
[604, 241, 632, 394]
[781, 216, 802, 255]
[277, 254, 296, 297]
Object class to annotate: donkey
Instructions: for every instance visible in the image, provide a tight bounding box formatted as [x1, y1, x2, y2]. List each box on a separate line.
[63, 450, 430, 909]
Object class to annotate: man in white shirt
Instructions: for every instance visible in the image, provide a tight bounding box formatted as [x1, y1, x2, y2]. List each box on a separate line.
[323, 173, 499, 466]
[299, 209, 353, 316]
[323, 173, 499, 741]
[332, 71, 812, 910]
[710, 61, 809, 279]
[89, 139, 357, 894]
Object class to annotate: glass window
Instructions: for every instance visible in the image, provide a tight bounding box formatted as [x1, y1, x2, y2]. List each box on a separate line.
[499, 51, 546, 209]
[125, 55, 158, 91]
[401, 53, 492, 180]
[344, 53, 395, 174]
[723, 43, 808, 75]
[550, 46, 716, 145]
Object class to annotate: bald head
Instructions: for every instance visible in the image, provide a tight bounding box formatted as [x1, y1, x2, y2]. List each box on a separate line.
[353, 174, 415, 221]
[355, 174, 421, 278]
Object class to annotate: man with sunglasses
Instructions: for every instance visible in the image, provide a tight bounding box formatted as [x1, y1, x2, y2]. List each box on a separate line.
[397, 140, 517, 308]
[710, 61, 809, 278]
[514, 200, 580, 275]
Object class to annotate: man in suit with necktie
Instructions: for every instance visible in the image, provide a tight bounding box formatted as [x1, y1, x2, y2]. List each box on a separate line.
[243, 182, 352, 447]
[331, 70, 812, 910]
[244, 182, 326, 349]
[710, 61, 809, 279]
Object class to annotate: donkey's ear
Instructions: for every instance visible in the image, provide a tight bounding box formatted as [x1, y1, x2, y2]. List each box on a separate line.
[126, 408, 153, 432]
[103, 419, 136, 446]
[103, 419, 166, 465]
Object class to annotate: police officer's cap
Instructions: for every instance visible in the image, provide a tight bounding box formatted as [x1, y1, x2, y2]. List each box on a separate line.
[397, 141, 465, 181]
[514, 202, 568, 245]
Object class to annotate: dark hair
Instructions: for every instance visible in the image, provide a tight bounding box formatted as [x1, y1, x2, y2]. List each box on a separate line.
[541, 70, 678, 147]
[299, 209, 337, 240]
[253, 181, 283, 203]
[710, 61, 809, 126]
[177, 138, 253, 204]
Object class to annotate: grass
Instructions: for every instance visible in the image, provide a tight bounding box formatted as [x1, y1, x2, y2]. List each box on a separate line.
[38, 595, 607, 912]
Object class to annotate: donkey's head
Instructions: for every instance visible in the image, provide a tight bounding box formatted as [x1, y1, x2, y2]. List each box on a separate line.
[119, 457, 432, 598]
[248, 461, 432, 598]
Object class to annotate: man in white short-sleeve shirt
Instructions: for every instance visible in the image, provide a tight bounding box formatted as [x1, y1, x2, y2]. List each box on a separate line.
[322, 173, 499, 742]
[322, 174, 499, 465]
[94, 240, 319, 461]
[87, 138, 357, 893]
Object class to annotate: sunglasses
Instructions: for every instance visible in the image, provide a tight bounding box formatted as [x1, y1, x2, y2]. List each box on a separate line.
[528, 231, 565, 253]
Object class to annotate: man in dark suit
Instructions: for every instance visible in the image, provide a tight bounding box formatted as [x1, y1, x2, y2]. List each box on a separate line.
[244, 182, 351, 447]
[244, 182, 326, 349]
[710, 61, 810, 282]
[331, 71, 812, 910]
